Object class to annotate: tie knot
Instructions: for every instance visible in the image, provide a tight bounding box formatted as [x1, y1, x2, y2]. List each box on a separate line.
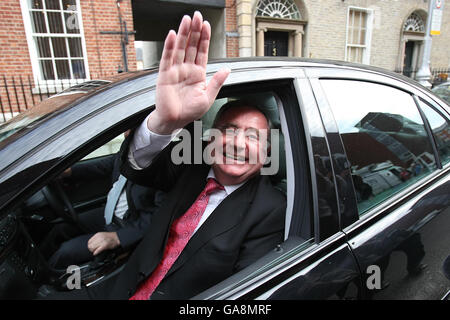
[204, 178, 224, 195]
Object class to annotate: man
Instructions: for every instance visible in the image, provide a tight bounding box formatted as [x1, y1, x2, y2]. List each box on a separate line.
[44, 135, 164, 269]
[84, 11, 285, 300]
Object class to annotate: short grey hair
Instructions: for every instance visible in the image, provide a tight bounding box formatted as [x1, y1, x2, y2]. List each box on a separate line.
[212, 99, 274, 130]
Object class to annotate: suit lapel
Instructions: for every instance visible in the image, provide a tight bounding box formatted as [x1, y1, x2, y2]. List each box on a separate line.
[136, 164, 210, 275]
[165, 176, 259, 278]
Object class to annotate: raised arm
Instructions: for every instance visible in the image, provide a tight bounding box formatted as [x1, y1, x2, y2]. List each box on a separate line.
[147, 11, 230, 135]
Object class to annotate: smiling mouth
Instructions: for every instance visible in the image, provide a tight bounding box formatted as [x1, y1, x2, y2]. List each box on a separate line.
[223, 153, 246, 162]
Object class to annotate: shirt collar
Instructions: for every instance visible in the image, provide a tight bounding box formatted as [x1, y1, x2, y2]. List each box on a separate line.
[207, 168, 246, 195]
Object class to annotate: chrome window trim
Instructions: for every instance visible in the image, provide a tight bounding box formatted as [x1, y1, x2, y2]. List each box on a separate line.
[278, 94, 296, 241]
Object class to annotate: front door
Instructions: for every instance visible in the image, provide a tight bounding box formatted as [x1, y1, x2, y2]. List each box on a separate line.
[403, 41, 415, 78]
[264, 31, 288, 56]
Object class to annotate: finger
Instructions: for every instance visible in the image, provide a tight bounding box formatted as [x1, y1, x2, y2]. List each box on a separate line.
[88, 234, 103, 249]
[206, 68, 230, 105]
[185, 11, 203, 63]
[88, 241, 97, 253]
[195, 20, 211, 68]
[87, 235, 97, 251]
[93, 245, 104, 256]
[159, 30, 176, 71]
[173, 15, 191, 65]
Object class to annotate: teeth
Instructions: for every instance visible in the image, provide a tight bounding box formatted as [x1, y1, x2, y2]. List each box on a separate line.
[224, 153, 246, 161]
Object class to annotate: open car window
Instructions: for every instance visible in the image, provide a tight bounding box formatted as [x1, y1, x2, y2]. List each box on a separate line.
[190, 79, 316, 299]
[81, 134, 125, 161]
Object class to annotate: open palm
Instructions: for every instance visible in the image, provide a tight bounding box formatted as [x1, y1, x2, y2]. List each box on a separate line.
[149, 12, 230, 134]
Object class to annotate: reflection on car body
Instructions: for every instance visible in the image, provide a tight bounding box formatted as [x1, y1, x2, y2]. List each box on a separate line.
[0, 58, 449, 300]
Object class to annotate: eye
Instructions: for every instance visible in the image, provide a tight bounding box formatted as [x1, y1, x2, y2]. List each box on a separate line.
[245, 130, 259, 141]
[225, 128, 238, 136]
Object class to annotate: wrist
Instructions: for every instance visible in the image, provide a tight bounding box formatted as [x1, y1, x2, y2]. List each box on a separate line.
[147, 112, 181, 135]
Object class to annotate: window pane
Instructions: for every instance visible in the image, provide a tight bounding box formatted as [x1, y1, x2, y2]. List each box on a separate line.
[31, 11, 47, 33]
[68, 38, 83, 57]
[359, 28, 366, 45]
[65, 12, 80, 34]
[62, 0, 76, 10]
[45, 0, 60, 10]
[40, 60, 54, 80]
[55, 60, 70, 79]
[321, 80, 436, 215]
[29, 0, 43, 9]
[51, 37, 68, 57]
[357, 47, 363, 62]
[352, 29, 359, 45]
[48, 12, 64, 33]
[71, 60, 86, 79]
[35, 37, 51, 57]
[353, 11, 361, 28]
[419, 100, 450, 165]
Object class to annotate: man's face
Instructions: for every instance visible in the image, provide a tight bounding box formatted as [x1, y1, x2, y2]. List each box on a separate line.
[210, 106, 270, 186]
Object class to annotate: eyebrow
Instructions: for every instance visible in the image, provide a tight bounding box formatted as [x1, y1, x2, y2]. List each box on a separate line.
[218, 123, 260, 132]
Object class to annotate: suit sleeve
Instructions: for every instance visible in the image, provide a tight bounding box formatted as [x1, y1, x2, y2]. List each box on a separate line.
[70, 154, 115, 181]
[114, 190, 166, 249]
[119, 124, 195, 192]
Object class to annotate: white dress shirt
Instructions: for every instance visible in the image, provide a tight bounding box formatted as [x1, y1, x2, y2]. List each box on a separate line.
[128, 114, 245, 233]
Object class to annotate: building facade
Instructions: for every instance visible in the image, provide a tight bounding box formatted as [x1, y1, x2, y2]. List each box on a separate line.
[229, 0, 450, 74]
[0, 0, 137, 120]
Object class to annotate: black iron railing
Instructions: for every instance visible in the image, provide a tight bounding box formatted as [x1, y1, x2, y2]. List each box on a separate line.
[394, 67, 449, 86]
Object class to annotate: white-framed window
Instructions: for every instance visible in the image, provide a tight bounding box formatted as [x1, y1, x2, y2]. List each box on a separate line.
[345, 7, 373, 64]
[20, 0, 89, 89]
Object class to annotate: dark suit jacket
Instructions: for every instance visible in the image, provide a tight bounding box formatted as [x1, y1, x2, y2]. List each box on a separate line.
[87, 134, 286, 300]
[71, 154, 162, 249]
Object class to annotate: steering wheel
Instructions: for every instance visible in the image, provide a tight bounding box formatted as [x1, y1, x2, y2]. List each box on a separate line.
[42, 180, 88, 232]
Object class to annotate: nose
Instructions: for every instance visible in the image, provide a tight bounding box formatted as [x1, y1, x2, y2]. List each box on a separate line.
[234, 130, 246, 149]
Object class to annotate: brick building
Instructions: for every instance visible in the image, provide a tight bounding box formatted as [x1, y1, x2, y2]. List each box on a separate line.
[0, 0, 137, 121]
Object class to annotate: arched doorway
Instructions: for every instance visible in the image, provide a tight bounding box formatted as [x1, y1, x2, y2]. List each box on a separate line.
[255, 0, 306, 57]
[399, 11, 427, 79]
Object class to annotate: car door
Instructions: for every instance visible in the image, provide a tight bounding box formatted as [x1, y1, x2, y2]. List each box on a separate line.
[193, 69, 362, 300]
[311, 67, 450, 300]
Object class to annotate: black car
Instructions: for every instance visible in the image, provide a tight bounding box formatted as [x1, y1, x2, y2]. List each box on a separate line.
[0, 58, 449, 300]
[432, 81, 450, 105]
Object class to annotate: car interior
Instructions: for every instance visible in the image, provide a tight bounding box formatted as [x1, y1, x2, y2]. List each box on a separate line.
[0, 87, 315, 299]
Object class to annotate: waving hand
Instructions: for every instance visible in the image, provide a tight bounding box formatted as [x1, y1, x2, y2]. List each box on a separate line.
[148, 12, 230, 134]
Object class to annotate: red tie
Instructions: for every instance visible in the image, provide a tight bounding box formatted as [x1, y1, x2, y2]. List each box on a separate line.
[130, 178, 224, 300]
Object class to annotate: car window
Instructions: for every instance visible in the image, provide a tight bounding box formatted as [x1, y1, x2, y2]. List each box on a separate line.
[201, 92, 289, 208]
[191, 83, 316, 299]
[320, 80, 437, 216]
[432, 83, 450, 104]
[417, 99, 450, 166]
[81, 133, 125, 160]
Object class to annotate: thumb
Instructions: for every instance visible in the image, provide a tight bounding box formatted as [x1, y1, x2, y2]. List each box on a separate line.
[206, 68, 230, 105]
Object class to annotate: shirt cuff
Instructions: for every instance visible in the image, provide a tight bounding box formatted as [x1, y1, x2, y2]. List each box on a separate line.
[128, 113, 181, 169]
